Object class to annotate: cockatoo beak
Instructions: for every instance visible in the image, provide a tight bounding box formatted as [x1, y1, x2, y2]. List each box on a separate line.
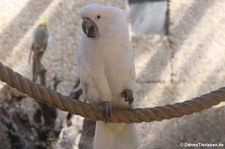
[82, 17, 98, 38]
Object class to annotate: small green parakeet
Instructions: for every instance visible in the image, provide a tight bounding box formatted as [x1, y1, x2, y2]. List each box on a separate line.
[29, 20, 49, 82]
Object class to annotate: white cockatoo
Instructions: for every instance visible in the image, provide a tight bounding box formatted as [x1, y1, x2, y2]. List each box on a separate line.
[77, 4, 139, 149]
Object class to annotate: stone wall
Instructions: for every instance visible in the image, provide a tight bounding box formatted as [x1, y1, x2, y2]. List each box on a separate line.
[136, 0, 225, 148]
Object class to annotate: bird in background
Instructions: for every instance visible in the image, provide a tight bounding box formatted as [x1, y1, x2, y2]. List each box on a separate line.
[77, 4, 139, 149]
[29, 18, 49, 82]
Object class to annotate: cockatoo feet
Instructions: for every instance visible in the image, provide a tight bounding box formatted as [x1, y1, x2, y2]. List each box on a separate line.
[102, 102, 112, 123]
[121, 89, 134, 105]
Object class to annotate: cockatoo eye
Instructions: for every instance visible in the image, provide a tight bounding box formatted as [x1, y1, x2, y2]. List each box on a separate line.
[97, 15, 101, 19]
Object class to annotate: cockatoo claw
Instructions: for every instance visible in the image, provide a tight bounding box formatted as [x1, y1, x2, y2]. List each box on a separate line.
[102, 102, 112, 123]
[121, 89, 134, 105]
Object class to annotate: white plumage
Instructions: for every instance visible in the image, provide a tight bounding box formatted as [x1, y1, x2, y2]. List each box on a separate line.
[77, 4, 139, 149]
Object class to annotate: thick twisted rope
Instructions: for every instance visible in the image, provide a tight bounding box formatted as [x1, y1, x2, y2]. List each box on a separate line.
[0, 62, 225, 123]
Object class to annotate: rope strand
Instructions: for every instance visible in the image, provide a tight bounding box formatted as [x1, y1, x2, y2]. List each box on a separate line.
[0, 62, 224, 123]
